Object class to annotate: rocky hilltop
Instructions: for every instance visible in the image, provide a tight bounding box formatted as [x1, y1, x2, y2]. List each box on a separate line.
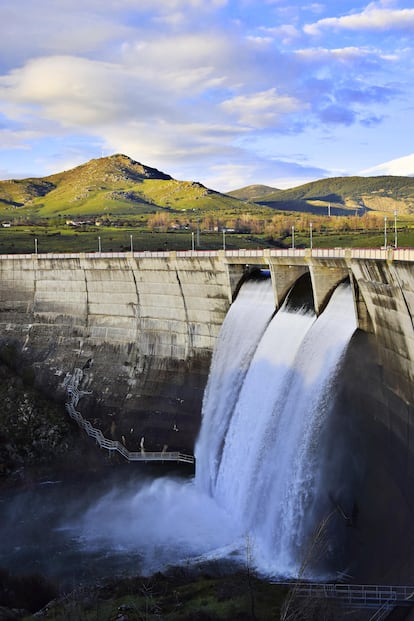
[0, 154, 242, 218]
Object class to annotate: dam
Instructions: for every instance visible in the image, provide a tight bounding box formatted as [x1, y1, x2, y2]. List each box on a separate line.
[1, 247, 414, 582]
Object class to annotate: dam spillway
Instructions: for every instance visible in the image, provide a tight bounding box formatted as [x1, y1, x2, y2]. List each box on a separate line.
[196, 278, 357, 577]
[1, 248, 414, 582]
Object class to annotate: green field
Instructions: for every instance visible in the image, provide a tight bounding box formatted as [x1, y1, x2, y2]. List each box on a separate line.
[1, 222, 414, 255]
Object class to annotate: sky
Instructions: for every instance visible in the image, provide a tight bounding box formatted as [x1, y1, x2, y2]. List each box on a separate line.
[0, 0, 413, 191]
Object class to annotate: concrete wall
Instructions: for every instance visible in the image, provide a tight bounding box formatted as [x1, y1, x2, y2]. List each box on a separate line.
[0, 253, 235, 453]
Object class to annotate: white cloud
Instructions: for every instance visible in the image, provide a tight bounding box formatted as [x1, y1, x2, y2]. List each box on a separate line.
[260, 24, 301, 45]
[220, 88, 305, 128]
[0, 128, 40, 150]
[360, 153, 414, 176]
[296, 46, 372, 62]
[120, 33, 232, 94]
[0, 57, 138, 125]
[304, 3, 414, 36]
[0, 0, 230, 73]
[0, 3, 130, 67]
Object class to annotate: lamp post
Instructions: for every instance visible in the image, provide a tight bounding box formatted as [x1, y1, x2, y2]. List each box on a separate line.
[222, 229, 226, 251]
[34, 238, 38, 254]
[394, 210, 398, 249]
[291, 225, 295, 250]
[191, 231, 195, 252]
[310, 222, 313, 250]
[98, 236, 101, 253]
[384, 217, 387, 249]
[130, 234, 133, 253]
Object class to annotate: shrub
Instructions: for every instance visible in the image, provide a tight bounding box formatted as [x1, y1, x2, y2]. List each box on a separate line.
[0, 568, 59, 613]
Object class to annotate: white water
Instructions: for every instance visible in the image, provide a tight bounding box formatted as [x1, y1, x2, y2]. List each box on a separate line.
[2, 277, 357, 583]
[196, 279, 357, 577]
[196, 279, 276, 494]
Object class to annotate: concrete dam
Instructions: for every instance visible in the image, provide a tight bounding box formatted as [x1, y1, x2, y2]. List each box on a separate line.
[1, 247, 414, 582]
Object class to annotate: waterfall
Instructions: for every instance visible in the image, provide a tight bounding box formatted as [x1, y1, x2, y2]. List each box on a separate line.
[195, 278, 276, 494]
[196, 277, 357, 578]
[45, 275, 357, 582]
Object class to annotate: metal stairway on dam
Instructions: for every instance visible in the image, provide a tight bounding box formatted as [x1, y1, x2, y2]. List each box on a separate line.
[65, 368, 195, 465]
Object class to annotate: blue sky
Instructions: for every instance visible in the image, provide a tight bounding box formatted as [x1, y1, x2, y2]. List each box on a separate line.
[0, 0, 413, 191]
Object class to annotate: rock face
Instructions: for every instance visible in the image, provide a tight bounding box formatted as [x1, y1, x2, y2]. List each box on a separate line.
[0, 363, 78, 476]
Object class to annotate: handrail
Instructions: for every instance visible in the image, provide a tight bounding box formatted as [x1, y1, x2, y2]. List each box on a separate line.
[64, 369, 194, 465]
[274, 581, 414, 608]
[2, 247, 414, 261]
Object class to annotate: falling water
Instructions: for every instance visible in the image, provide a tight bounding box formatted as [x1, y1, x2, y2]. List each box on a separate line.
[196, 278, 357, 578]
[196, 277, 276, 494]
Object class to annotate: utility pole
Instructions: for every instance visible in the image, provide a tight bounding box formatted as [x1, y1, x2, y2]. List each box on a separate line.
[310, 222, 313, 250]
[291, 225, 295, 250]
[384, 217, 387, 249]
[394, 211, 398, 249]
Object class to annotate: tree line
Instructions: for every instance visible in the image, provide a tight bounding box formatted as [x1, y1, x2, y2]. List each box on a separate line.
[147, 212, 394, 236]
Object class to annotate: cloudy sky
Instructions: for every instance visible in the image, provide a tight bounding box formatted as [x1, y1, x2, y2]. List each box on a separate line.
[0, 0, 413, 191]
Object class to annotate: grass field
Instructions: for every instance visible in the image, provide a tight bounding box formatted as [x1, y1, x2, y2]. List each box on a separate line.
[1, 223, 414, 254]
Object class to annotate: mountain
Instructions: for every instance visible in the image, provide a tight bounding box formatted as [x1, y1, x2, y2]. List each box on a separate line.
[0, 154, 245, 219]
[3, 156, 414, 221]
[246, 175, 414, 215]
[227, 184, 279, 201]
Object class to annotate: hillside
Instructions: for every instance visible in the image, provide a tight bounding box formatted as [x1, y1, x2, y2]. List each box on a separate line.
[2, 156, 414, 223]
[227, 184, 279, 201]
[251, 175, 414, 215]
[0, 154, 246, 219]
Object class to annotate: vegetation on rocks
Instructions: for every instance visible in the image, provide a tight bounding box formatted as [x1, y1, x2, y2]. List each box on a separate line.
[0, 566, 291, 621]
[0, 361, 78, 476]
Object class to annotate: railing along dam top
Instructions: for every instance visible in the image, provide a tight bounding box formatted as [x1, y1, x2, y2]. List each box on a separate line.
[1, 247, 414, 261]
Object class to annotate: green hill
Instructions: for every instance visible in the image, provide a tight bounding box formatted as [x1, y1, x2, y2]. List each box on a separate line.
[0, 154, 246, 220]
[2, 155, 414, 224]
[252, 175, 414, 215]
[227, 184, 279, 201]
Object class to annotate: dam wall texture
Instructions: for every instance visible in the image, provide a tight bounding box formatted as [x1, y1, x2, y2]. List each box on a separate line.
[0, 252, 238, 453]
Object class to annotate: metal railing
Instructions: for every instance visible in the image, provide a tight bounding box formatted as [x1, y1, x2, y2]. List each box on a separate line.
[276, 581, 414, 609]
[2, 247, 414, 261]
[65, 370, 194, 465]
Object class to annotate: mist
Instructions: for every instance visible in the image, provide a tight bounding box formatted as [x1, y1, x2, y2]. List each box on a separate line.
[0, 470, 242, 586]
